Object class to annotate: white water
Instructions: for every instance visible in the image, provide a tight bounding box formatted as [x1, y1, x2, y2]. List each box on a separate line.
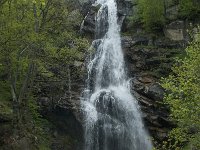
[81, 0, 152, 149]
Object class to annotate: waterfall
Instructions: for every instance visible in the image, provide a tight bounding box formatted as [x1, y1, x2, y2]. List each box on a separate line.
[81, 0, 152, 149]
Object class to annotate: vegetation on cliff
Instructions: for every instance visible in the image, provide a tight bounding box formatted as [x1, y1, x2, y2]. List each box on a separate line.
[161, 31, 200, 149]
[0, 0, 200, 149]
[0, 0, 88, 149]
[130, 1, 200, 149]
[179, 0, 200, 19]
[137, 0, 165, 31]
[133, 0, 200, 31]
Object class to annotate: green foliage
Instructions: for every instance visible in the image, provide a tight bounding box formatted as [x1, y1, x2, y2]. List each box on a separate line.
[0, 81, 11, 102]
[130, 0, 200, 32]
[0, 0, 89, 149]
[27, 95, 52, 150]
[0, 0, 88, 103]
[134, 0, 165, 31]
[161, 30, 200, 149]
[179, 0, 200, 19]
[0, 100, 12, 117]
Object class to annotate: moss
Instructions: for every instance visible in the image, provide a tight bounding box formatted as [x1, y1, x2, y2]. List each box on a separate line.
[38, 143, 51, 150]
[0, 101, 13, 119]
[0, 81, 12, 102]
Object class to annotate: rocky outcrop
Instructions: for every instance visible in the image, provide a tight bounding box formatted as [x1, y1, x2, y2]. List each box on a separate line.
[48, 0, 187, 147]
[80, 0, 134, 37]
[45, 34, 185, 147]
[121, 35, 184, 141]
[35, 62, 86, 150]
[36, 0, 188, 149]
[80, 6, 96, 37]
[131, 77, 172, 141]
[164, 20, 186, 41]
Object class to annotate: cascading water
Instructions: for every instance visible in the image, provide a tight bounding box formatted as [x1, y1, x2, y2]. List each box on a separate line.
[81, 0, 152, 149]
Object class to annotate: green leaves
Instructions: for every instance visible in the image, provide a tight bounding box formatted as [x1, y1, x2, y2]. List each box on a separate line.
[161, 31, 200, 149]
[0, 0, 89, 148]
[179, 0, 200, 19]
[136, 0, 165, 31]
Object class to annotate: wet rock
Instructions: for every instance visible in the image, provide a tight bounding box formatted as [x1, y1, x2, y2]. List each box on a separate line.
[80, 2, 102, 38]
[95, 5, 109, 39]
[80, 10, 96, 37]
[131, 77, 145, 94]
[80, 0, 135, 36]
[144, 83, 164, 101]
[117, 0, 133, 16]
[130, 76, 172, 141]
[91, 3, 101, 12]
[118, 15, 126, 28]
[80, 0, 92, 15]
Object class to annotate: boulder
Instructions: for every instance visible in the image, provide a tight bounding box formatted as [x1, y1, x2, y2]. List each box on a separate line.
[164, 20, 185, 41]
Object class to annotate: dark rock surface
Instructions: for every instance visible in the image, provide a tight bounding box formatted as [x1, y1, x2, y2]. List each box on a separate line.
[164, 20, 187, 41]
[80, 0, 134, 37]
[34, 62, 86, 149]
[0, 1, 194, 150]
[35, 0, 187, 149]
[39, 35, 184, 149]
[80, 9, 96, 37]
[122, 35, 183, 141]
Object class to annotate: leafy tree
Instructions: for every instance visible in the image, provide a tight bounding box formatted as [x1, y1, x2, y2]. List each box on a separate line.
[136, 0, 165, 31]
[161, 29, 200, 149]
[0, 0, 89, 149]
[179, 0, 200, 19]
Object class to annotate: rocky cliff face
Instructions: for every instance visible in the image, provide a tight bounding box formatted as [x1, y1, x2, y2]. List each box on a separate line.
[78, 0, 188, 144]
[122, 35, 183, 142]
[0, 1, 197, 150]
[35, 63, 86, 150]
[36, 0, 191, 149]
